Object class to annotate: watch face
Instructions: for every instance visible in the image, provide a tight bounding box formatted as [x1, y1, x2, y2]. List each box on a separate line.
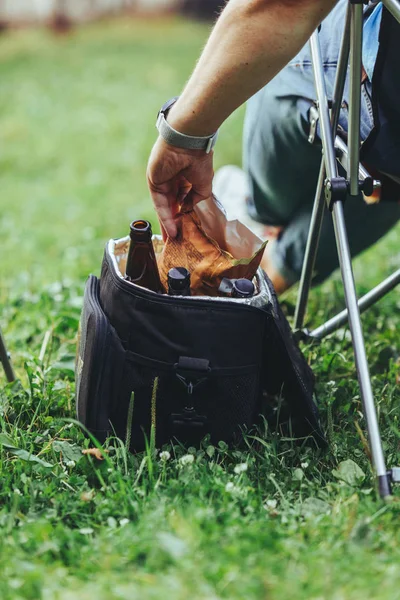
[161, 96, 180, 115]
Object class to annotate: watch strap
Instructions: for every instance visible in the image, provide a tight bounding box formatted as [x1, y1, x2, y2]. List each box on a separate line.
[156, 98, 218, 154]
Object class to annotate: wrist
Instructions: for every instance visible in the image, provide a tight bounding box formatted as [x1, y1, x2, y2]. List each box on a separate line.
[156, 136, 211, 157]
[167, 100, 219, 138]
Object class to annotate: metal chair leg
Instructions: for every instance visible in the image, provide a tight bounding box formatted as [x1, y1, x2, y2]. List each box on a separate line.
[348, 2, 363, 196]
[294, 5, 351, 330]
[382, 0, 400, 27]
[332, 200, 392, 498]
[294, 162, 326, 331]
[294, 8, 398, 498]
[0, 327, 16, 383]
[308, 268, 400, 340]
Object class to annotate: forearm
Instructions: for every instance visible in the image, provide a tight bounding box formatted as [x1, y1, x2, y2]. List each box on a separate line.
[168, 0, 337, 136]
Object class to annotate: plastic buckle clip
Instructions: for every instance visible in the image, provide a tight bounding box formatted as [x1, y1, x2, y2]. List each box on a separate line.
[174, 356, 211, 395]
[171, 357, 211, 432]
[170, 408, 207, 431]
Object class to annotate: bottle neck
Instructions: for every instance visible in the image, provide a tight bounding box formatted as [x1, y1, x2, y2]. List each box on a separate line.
[168, 284, 191, 297]
[129, 220, 152, 243]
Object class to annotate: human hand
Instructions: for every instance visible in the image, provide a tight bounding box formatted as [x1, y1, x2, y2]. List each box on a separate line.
[147, 137, 214, 239]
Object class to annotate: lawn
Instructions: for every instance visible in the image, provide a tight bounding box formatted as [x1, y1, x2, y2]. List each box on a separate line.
[1, 16, 400, 600]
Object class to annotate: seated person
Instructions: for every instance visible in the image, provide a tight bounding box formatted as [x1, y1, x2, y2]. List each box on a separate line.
[214, 0, 400, 293]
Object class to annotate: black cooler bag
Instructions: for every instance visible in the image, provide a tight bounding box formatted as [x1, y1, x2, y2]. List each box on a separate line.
[76, 235, 325, 451]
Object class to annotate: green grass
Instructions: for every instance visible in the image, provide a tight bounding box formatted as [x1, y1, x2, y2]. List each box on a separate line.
[1, 17, 400, 600]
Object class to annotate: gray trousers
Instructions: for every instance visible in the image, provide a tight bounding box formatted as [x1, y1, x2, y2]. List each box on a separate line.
[243, 2, 400, 285]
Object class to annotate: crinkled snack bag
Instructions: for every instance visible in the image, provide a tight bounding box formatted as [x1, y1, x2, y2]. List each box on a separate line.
[157, 196, 267, 296]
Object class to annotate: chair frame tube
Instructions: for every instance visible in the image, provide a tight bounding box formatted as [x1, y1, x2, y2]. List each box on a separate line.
[309, 268, 400, 340]
[294, 3, 351, 330]
[294, 0, 400, 499]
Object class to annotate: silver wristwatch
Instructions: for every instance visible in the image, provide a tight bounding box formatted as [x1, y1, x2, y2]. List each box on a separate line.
[156, 97, 218, 154]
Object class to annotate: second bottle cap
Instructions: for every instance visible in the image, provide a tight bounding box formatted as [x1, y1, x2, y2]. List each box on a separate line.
[168, 267, 191, 296]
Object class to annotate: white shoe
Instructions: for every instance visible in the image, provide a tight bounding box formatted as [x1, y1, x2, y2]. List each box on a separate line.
[213, 165, 266, 238]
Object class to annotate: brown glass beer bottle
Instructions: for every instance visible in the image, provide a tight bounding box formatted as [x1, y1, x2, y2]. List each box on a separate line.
[125, 220, 163, 293]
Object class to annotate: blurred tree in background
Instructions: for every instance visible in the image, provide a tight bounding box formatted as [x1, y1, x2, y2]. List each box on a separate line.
[0, 0, 227, 26]
[51, 0, 73, 33]
[180, 0, 226, 20]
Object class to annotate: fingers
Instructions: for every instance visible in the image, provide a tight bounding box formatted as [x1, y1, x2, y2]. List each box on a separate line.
[176, 177, 192, 206]
[150, 188, 178, 239]
[146, 138, 214, 238]
[147, 141, 181, 238]
[182, 159, 214, 206]
[147, 167, 179, 238]
[154, 178, 191, 239]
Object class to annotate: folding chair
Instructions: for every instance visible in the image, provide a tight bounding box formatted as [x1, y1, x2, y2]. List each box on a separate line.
[294, 0, 400, 499]
[0, 326, 16, 383]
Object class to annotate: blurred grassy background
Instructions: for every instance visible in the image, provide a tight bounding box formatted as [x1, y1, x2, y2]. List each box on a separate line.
[0, 17, 244, 289]
[0, 16, 398, 294]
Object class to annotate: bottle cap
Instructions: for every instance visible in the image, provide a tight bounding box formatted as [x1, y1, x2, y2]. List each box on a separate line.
[232, 278, 255, 298]
[168, 267, 191, 294]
